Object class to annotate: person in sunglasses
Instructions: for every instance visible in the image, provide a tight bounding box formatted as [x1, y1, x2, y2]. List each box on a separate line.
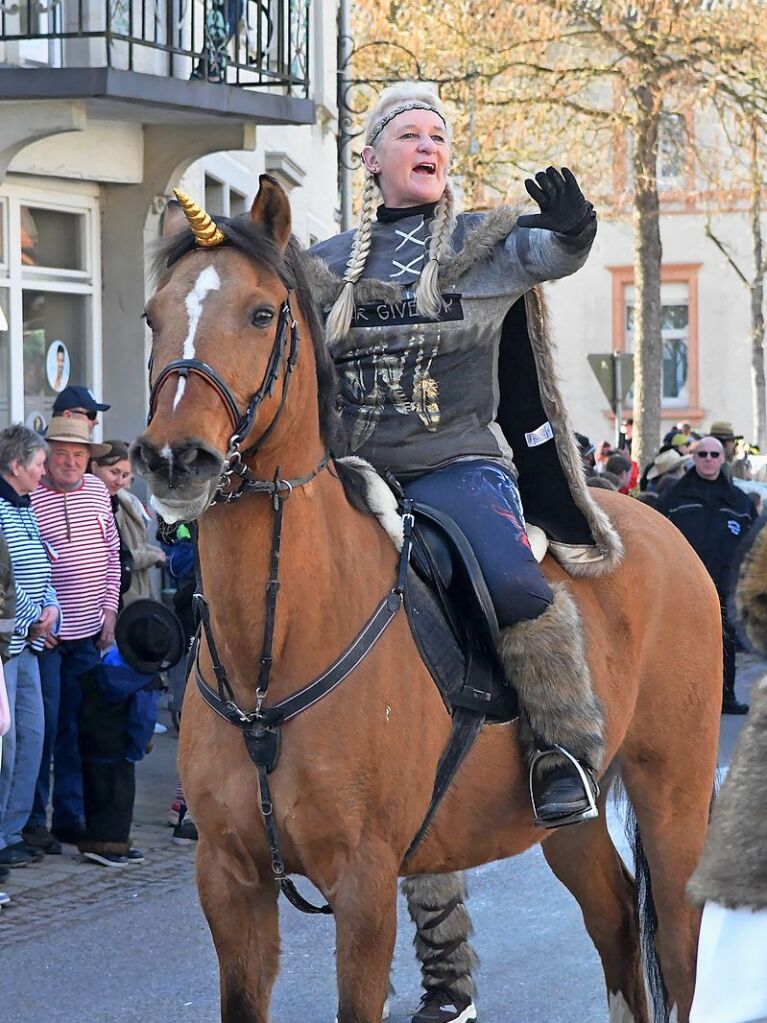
[655, 436, 758, 714]
[52, 386, 110, 436]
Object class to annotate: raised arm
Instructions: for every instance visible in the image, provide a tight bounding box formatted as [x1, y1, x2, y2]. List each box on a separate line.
[507, 166, 597, 284]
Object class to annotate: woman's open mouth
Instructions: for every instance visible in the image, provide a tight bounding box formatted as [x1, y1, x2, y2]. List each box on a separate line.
[413, 162, 437, 175]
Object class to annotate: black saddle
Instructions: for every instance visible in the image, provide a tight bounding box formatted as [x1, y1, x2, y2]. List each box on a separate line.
[406, 501, 517, 724]
[400, 499, 518, 857]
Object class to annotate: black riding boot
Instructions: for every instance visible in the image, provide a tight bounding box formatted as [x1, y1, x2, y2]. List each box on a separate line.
[529, 747, 599, 827]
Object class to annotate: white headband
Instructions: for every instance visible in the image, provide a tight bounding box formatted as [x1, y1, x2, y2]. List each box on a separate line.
[367, 101, 447, 145]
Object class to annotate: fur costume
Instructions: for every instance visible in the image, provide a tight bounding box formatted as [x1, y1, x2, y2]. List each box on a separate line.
[736, 522, 767, 654]
[688, 673, 767, 910]
[401, 872, 477, 1001]
[307, 207, 623, 580]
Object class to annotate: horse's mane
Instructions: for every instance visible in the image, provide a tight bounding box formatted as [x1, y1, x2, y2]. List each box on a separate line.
[151, 217, 372, 518]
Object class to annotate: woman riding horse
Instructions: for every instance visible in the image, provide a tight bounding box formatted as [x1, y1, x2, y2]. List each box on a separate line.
[311, 82, 618, 828]
[133, 166, 721, 1023]
[307, 82, 621, 1022]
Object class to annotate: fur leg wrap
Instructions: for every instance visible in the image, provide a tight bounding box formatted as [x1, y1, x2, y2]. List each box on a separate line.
[401, 872, 477, 1000]
[497, 581, 606, 771]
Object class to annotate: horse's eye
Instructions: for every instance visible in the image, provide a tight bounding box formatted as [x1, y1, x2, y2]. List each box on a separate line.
[143, 312, 154, 331]
[251, 308, 275, 329]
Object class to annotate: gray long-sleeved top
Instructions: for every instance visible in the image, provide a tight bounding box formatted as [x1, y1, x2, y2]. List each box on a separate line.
[311, 210, 595, 479]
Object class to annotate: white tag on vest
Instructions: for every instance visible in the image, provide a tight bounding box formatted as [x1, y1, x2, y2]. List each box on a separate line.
[525, 421, 554, 447]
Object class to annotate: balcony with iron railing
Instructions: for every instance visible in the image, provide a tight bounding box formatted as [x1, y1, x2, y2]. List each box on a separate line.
[0, 0, 314, 124]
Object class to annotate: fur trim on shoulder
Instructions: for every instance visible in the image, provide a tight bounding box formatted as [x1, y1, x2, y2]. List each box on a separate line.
[524, 288, 624, 577]
[336, 456, 404, 550]
[688, 673, 767, 911]
[736, 524, 767, 654]
[440, 206, 524, 287]
[303, 206, 530, 310]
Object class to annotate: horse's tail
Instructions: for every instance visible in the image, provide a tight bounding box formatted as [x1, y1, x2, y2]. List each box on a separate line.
[612, 778, 669, 1023]
[617, 773, 719, 1023]
[626, 798, 669, 1023]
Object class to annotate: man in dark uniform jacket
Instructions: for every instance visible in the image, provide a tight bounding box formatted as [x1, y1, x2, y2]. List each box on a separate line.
[656, 436, 757, 714]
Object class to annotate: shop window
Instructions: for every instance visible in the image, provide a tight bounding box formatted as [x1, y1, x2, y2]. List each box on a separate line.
[0, 289, 10, 429]
[609, 265, 701, 418]
[20, 206, 86, 272]
[22, 290, 89, 424]
[0, 186, 100, 429]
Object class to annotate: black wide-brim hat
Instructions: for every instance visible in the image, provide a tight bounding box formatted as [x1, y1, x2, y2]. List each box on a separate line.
[115, 599, 185, 674]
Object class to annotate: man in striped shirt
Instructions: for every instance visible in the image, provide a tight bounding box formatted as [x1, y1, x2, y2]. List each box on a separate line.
[27, 418, 120, 847]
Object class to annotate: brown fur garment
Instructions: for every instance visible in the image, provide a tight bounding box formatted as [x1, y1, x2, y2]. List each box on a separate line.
[688, 673, 767, 910]
[497, 581, 606, 769]
[736, 523, 767, 654]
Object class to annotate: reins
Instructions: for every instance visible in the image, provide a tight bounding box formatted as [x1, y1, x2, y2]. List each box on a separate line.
[149, 289, 415, 915]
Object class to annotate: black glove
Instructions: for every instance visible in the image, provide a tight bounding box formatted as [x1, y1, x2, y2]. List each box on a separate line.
[516, 166, 594, 236]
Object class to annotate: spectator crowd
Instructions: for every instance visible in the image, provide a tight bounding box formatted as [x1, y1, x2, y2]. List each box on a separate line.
[0, 386, 191, 912]
[1, 385, 764, 914]
[578, 416, 763, 718]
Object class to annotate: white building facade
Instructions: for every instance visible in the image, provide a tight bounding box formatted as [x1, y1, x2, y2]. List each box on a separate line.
[0, 0, 339, 442]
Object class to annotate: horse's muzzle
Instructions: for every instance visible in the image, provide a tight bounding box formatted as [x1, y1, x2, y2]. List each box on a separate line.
[131, 435, 224, 490]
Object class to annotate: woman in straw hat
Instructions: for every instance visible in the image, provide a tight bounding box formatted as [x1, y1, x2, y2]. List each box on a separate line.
[309, 82, 621, 1022]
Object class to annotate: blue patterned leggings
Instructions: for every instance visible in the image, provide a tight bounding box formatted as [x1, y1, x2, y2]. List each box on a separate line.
[404, 459, 553, 629]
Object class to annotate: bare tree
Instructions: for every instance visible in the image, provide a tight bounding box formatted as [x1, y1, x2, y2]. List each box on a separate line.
[703, 110, 767, 449]
[350, 0, 767, 467]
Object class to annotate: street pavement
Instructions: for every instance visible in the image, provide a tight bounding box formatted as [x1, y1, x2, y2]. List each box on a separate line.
[0, 658, 760, 1023]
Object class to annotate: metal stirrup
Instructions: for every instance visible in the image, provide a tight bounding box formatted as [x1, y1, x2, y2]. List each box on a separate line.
[529, 744, 599, 829]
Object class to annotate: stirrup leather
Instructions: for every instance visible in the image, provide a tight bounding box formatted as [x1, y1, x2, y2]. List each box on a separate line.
[529, 744, 599, 829]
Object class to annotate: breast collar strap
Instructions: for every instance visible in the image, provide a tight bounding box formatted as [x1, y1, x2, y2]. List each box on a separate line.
[189, 497, 415, 915]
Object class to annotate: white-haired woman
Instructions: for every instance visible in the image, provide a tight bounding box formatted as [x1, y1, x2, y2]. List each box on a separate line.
[311, 81, 615, 812]
[0, 425, 61, 865]
[309, 82, 619, 1023]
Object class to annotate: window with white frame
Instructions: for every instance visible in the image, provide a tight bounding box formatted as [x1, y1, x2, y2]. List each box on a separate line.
[625, 282, 690, 408]
[0, 185, 101, 432]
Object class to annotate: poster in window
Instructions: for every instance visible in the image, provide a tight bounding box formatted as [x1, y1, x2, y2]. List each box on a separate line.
[46, 340, 71, 393]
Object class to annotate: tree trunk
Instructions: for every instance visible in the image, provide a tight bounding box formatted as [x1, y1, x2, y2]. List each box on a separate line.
[749, 120, 766, 451]
[631, 87, 664, 472]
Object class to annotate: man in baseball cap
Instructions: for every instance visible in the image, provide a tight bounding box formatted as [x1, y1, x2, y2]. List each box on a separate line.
[52, 386, 110, 435]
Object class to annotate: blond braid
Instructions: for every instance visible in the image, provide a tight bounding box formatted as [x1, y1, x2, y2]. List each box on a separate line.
[325, 172, 379, 345]
[416, 183, 455, 320]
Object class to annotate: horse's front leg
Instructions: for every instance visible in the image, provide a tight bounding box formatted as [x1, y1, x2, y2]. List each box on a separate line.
[197, 838, 280, 1023]
[333, 853, 399, 1023]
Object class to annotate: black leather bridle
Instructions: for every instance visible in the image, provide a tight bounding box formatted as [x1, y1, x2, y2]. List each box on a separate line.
[147, 295, 300, 500]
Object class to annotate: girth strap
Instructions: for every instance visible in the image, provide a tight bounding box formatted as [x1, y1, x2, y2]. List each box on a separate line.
[403, 706, 484, 861]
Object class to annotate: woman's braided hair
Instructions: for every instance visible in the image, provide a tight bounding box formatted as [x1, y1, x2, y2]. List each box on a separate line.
[325, 82, 455, 344]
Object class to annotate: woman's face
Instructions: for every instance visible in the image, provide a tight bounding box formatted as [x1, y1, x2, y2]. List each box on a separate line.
[362, 108, 451, 208]
[7, 448, 47, 495]
[92, 458, 132, 496]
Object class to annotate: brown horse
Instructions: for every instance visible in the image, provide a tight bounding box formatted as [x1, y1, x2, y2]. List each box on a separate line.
[133, 178, 721, 1023]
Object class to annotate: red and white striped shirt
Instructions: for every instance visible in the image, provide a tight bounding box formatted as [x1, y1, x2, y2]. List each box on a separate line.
[31, 475, 121, 640]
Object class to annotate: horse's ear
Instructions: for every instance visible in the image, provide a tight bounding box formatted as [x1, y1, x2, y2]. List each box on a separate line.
[162, 199, 187, 238]
[250, 174, 292, 254]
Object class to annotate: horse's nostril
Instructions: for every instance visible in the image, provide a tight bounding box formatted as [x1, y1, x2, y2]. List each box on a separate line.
[132, 440, 164, 474]
[172, 444, 223, 480]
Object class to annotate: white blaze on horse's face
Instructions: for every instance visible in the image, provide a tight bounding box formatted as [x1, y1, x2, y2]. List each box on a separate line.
[173, 265, 222, 410]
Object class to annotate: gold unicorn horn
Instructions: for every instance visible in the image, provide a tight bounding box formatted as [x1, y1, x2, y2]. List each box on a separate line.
[173, 188, 225, 248]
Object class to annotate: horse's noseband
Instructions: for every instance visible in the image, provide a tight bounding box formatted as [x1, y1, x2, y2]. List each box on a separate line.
[147, 295, 299, 497]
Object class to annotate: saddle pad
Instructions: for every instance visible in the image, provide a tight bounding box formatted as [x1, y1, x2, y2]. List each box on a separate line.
[405, 568, 518, 725]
